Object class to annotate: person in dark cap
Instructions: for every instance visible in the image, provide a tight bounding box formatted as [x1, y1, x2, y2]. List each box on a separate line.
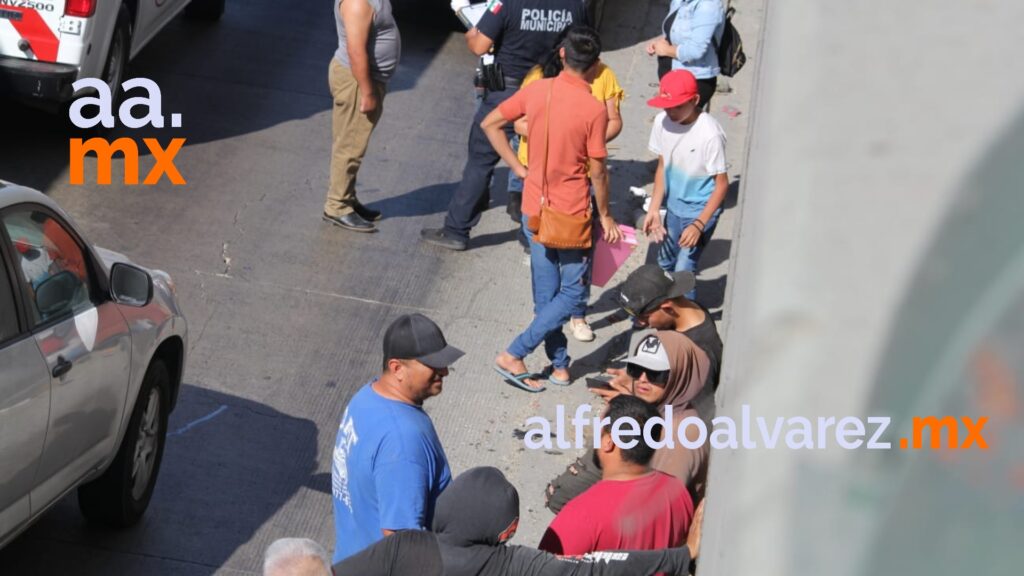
[331, 314, 464, 564]
[542, 264, 723, 514]
[333, 467, 705, 576]
[617, 264, 722, 390]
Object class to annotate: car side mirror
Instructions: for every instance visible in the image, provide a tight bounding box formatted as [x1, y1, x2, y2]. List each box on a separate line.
[35, 271, 80, 318]
[110, 263, 152, 307]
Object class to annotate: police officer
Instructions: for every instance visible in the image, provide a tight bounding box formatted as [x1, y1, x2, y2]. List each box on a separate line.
[421, 0, 590, 251]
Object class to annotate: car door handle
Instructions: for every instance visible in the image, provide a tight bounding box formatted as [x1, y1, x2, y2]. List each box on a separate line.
[52, 355, 73, 378]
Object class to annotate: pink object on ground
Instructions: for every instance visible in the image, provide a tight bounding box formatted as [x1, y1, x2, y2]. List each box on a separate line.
[722, 105, 742, 117]
[592, 224, 638, 288]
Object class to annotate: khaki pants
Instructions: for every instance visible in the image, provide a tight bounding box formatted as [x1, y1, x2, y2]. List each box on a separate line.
[325, 59, 385, 217]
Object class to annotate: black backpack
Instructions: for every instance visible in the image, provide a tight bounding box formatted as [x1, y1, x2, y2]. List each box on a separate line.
[715, 7, 746, 77]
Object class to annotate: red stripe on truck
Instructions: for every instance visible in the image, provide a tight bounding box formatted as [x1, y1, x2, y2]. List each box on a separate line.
[7, 7, 60, 62]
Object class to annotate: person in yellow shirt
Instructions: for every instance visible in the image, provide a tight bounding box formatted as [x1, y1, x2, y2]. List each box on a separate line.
[508, 50, 624, 344]
[514, 63, 624, 171]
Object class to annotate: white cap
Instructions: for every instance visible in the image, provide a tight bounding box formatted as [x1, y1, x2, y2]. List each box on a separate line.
[625, 333, 671, 372]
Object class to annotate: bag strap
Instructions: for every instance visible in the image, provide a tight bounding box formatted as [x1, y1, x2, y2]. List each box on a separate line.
[539, 77, 592, 219]
[712, 7, 734, 53]
[663, 8, 679, 44]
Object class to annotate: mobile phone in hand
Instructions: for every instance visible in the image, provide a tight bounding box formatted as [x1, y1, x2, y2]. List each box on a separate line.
[585, 375, 614, 391]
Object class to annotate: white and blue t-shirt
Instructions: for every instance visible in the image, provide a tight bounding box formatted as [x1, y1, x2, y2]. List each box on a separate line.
[649, 111, 727, 218]
[331, 381, 451, 563]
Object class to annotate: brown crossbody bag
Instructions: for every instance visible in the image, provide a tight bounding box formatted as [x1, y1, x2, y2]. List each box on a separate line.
[526, 79, 593, 250]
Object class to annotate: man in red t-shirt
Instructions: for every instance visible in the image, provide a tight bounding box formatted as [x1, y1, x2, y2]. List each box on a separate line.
[539, 396, 694, 556]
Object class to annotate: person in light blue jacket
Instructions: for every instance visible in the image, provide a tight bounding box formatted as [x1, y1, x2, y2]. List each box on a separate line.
[646, 0, 724, 110]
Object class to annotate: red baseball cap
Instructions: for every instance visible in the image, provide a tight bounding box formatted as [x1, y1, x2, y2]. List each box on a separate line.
[647, 70, 699, 108]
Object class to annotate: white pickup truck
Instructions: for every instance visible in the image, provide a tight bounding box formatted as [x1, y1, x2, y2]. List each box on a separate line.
[0, 0, 223, 106]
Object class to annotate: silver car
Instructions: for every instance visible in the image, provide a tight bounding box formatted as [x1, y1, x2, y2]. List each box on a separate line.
[0, 181, 187, 548]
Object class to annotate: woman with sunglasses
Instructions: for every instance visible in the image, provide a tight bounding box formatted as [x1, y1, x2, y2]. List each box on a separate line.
[545, 330, 714, 512]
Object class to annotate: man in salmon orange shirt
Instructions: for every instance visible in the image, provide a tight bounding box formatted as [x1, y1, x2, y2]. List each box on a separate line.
[480, 25, 623, 392]
[538, 396, 694, 558]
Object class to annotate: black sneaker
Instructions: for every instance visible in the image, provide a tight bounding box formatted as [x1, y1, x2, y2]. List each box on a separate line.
[420, 227, 467, 251]
[353, 202, 382, 222]
[323, 212, 376, 233]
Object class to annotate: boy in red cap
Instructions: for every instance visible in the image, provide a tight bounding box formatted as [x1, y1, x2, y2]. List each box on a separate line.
[642, 69, 729, 301]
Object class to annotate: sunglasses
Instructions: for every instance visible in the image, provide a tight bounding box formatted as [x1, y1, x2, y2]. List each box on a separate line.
[626, 363, 670, 385]
[427, 364, 451, 378]
[400, 360, 450, 378]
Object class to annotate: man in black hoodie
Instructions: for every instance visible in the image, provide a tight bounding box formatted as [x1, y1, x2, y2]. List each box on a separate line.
[333, 467, 703, 576]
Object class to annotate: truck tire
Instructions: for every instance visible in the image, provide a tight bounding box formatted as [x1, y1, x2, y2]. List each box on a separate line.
[101, 5, 131, 110]
[78, 359, 170, 528]
[185, 0, 226, 21]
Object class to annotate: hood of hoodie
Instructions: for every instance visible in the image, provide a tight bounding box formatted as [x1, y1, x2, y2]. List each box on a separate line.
[432, 466, 520, 548]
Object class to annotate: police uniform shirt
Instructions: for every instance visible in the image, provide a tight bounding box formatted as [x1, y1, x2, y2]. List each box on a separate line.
[476, 0, 589, 83]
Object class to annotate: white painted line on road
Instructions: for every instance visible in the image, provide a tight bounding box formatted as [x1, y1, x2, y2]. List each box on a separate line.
[193, 269, 438, 313]
[169, 405, 229, 437]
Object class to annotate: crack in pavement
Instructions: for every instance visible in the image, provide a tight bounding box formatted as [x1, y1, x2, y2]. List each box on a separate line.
[192, 269, 438, 313]
[188, 303, 218, 355]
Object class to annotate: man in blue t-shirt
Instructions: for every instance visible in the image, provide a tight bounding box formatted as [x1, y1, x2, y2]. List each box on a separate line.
[331, 314, 464, 563]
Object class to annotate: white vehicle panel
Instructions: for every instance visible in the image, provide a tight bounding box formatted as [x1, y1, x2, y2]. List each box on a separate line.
[1, 0, 201, 102]
[0, 339, 50, 543]
[73, 1, 119, 82]
[131, 0, 191, 59]
[0, 0, 66, 61]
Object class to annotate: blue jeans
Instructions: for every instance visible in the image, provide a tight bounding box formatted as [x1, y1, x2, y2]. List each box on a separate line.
[657, 209, 721, 300]
[507, 134, 524, 194]
[570, 260, 592, 320]
[508, 215, 591, 369]
[571, 203, 598, 319]
[507, 134, 526, 230]
[510, 180, 594, 319]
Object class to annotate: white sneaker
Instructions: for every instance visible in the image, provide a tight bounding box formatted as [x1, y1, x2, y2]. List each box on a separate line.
[570, 318, 595, 342]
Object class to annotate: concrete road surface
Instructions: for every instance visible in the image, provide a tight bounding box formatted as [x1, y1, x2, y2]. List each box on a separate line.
[0, 0, 751, 573]
[1, 2, 489, 573]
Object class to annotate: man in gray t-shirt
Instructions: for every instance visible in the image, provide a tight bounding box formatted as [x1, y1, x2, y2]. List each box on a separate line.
[323, 0, 401, 233]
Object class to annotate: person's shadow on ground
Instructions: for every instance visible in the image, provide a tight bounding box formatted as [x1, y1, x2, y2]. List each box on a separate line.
[0, 384, 322, 575]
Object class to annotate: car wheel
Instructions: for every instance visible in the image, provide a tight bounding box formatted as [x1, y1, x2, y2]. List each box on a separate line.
[185, 0, 226, 21]
[78, 359, 170, 528]
[101, 5, 131, 111]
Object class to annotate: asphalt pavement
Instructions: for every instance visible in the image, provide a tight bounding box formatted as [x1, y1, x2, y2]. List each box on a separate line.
[0, 0, 756, 573]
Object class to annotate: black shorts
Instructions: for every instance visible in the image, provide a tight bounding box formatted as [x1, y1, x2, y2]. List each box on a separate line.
[697, 76, 718, 111]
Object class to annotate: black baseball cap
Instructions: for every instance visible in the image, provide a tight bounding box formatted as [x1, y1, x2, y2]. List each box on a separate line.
[618, 265, 696, 317]
[383, 313, 464, 369]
